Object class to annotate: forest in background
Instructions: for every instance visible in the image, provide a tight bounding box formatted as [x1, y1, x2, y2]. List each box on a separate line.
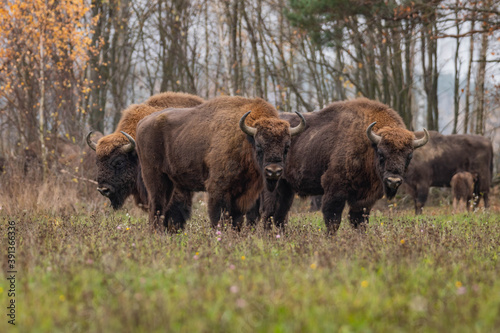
[0, 0, 499, 174]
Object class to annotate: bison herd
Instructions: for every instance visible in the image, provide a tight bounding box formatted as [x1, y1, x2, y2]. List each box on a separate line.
[84, 92, 494, 234]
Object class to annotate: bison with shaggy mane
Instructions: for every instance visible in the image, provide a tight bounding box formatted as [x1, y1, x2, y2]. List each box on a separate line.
[260, 98, 429, 234]
[136, 96, 306, 232]
[86, 92, 204, 225]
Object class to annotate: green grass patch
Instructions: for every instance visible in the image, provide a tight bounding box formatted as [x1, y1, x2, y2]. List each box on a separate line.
[1, 208, 499, 332]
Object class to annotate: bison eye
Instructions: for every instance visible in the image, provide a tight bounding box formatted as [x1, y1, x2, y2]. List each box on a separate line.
[113, 159, 125, 169]
[255, 144, 263, 156]
[377, 150, 385, 163]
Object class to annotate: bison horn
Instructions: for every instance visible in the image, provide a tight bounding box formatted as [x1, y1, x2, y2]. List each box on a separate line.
[413, 128, 429, 148]
[86, 131, 97, 151]
[120, 131, 136, 153]
[366, 122, 382, 145]
[290, 112, 306, 136]
[239, 111, 257, 137]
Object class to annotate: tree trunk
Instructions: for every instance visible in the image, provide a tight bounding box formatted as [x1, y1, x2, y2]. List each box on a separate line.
[463, 9, 476, 134]
[452, 1, 461, 134]
[39, 28, 47, 178]
[474, 17, 490, 135]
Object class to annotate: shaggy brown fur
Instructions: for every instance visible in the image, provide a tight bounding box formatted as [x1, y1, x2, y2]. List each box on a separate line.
[144, 91, 204, 110]
[451, 171, 477, 212]
[403, 131, 493, 214]
[136, 96, 303, 231]
[96, 92, 204, 158]
[260, 98, 428, 234]
[89, 92, 204, 225]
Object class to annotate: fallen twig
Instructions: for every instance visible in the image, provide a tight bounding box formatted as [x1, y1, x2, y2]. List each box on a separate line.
[60, 169, 98, 185]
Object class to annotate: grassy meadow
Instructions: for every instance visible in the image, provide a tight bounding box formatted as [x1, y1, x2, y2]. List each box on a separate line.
[0, 177, 500, 332]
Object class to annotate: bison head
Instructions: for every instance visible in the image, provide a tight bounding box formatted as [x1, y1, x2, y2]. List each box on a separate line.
[367, 122, 429, 199]
[240, 111, 306, 192]
[87, 131, 139, 209]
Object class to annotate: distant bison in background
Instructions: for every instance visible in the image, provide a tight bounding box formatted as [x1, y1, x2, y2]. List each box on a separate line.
[260, 98, 429, 234]
[403, 131, 493, 214]
[23, 137, 83, 177]
[309, 195, 322, 212]
[86, 92, 204, 224]
[451, 171, 477, 212]
[136, 96, 306, 232]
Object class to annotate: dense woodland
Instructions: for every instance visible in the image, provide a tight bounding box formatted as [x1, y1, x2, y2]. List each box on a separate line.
[0, 0, 499, 174]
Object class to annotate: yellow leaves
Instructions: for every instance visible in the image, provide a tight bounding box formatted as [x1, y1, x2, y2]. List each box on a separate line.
[1, 0, 96, 98]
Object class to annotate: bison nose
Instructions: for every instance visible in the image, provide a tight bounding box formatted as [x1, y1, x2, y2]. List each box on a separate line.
[97, 187, 111, 197]
[265, 165, 283, 180]
[385, 177, 402, 190]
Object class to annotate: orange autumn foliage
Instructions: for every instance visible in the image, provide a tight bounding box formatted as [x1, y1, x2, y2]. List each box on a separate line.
[0, 0, 100, 142]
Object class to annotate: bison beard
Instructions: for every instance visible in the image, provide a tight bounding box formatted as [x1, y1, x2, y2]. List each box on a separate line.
[260, 98, 428, 234]
[136, 96, 305, 232]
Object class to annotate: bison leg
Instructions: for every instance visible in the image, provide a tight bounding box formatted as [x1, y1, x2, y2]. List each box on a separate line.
[348, 208, 370, 229]
[230, 208, 244, 231]
[321, 194, 346, 234]
[245, 198, 261, 227]
[482, 193, 489, 209]
[414, 186, 429, 215]
[208, 194, 245, 231]
[261, 180, 294, 230]
[143, 171, 175, 233]
[164, 190, 193, 232]
[452, 197, 458, 213]
[208, 193, 232, 228]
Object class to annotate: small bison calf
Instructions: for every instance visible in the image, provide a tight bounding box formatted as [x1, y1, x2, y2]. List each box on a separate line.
[451, 171, 478, 212]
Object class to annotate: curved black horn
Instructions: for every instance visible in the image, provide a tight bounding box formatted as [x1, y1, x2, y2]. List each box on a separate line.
[86, 131, 97, 151]
[290, 112, 306, 136]
[120, 131, 136, 153]
[239, 111, 257, 137]
[413, 128, 429, 148]
[366, 122, 382, 145]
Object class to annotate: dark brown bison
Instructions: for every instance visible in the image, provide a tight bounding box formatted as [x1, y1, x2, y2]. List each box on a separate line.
[136, 96, 306, 231]
[260, 98, 429, 234]
[86, 92, 204, 223]
[450, 171, 477, 212]
[403, 131, 493, 214]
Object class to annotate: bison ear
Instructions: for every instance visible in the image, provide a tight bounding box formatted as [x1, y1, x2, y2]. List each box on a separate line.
[366, 122, 382, 145]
